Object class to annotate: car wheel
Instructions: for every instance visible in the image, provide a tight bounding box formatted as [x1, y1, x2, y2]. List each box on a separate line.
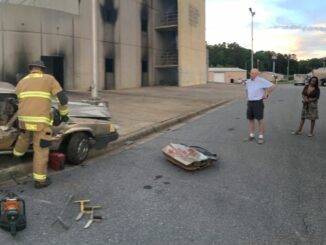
[66, 132, 90, 164]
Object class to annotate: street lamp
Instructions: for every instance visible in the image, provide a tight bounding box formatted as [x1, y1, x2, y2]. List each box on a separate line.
[249, 7, 255, 70]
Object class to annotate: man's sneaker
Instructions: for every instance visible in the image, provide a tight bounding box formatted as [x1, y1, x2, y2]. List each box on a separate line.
[34, 177, 52, 189]
[257, 138, 264, 144]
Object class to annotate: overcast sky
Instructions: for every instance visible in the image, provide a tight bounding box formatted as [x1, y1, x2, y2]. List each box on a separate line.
[205, 0, 326, 60]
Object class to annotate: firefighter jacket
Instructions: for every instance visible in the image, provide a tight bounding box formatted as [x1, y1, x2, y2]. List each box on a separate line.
[16, 70, 69, 131]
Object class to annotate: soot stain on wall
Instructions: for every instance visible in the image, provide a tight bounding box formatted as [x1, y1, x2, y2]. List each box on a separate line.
[5, 45, 29, 85]
[100, 0, 118, 24]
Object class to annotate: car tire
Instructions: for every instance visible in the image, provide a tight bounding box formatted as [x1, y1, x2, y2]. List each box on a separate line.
[66, 132, 90, 165]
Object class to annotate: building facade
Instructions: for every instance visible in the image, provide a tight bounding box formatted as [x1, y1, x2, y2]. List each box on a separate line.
[208, 68, 247, 83]
[0, 0, 206, 90]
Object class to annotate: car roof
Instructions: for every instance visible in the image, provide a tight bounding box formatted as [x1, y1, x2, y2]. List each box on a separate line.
[0, 82, 15, 94]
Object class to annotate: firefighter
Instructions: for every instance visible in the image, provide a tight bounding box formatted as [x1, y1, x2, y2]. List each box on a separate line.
[13, 60, 69, 189]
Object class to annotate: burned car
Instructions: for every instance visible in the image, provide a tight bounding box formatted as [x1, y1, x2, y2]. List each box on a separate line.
[0, 82, 119, 164]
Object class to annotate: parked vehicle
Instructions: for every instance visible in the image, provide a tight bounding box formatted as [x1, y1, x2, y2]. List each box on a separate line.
[0, 82, 119, 164]
[312, 68, 326, 86]
[320, 78, 326, 86]
[293, 79, 306, 86]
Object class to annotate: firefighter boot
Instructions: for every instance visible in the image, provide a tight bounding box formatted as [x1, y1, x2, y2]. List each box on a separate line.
[34, 177, 52, 189]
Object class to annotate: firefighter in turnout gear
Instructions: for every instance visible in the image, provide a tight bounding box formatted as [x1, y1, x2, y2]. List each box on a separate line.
[13, 61, 69, 189]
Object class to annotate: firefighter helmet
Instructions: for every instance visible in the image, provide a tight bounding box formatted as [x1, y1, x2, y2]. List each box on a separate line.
[28, 60, 47, 69]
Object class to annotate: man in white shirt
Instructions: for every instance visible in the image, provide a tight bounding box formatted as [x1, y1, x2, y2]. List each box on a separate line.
[245, 69, 276, 144]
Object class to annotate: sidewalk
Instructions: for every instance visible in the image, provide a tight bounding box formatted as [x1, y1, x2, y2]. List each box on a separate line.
[0, 83, 245, 183]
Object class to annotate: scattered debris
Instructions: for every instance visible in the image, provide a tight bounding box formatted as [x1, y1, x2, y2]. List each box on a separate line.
[125, 140, 134, 146]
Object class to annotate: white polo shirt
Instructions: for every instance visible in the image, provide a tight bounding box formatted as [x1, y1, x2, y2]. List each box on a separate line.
[246, 77, 273, 101]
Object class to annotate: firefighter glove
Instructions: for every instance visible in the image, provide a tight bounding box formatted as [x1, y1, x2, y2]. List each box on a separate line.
[61, 115, 69, 123]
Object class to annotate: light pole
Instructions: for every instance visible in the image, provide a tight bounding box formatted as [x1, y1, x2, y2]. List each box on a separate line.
[272, 53, 277, 82]
[286, 54, 292, 81]
[91, 0, 99, 100]
[249, 8, 255, 70]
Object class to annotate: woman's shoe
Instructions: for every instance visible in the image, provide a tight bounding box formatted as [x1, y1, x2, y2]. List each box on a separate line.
[291, 131, 303, 135]
[307, 133, 314, 137]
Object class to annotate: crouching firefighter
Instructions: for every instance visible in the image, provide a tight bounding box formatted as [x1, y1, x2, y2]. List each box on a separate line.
[13, 60, 69, 189]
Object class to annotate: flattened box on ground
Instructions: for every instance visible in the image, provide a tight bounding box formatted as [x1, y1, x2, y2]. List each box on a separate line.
[162, 143, 217, 171]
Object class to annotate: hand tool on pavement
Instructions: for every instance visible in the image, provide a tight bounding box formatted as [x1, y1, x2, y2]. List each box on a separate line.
[0, 193, 26, 236]
[77, 205, 101, 221]
[84, 207, 103, 229]
[52, 194, 74, 230]
[74, 200, 90, 220]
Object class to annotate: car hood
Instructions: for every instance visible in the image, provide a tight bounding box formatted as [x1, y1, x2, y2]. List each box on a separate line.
[0, 82, 15, 94]
[67, 101, 111, 120]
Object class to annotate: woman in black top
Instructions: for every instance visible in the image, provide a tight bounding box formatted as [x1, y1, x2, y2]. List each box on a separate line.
[292, 76, 320, 137]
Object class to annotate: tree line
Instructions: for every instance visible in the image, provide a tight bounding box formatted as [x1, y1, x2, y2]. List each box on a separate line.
[208, 42, 326, 75]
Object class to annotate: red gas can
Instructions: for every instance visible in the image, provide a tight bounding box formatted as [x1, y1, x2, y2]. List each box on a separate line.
[49, 152, 65, 171]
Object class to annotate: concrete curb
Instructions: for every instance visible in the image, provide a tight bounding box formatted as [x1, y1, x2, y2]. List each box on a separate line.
[0, 99, 232, 184]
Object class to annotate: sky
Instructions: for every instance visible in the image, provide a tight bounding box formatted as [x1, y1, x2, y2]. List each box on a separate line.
[205, 0, 326, 60]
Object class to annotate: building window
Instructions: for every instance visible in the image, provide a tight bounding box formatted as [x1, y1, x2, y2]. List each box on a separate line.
[142, 60, 148, 73]
[141, 19, 148, 32]
[105, 59, 114, 73]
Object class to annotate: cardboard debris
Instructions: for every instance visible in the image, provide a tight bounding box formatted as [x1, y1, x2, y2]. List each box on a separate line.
[162, 143, 217, 171]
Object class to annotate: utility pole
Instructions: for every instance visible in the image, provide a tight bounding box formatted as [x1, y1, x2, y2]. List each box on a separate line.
[249, 8, 255, 70]
[91, 0, 99, 100]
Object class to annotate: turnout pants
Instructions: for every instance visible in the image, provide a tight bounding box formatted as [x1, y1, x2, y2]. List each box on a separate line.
[13, 126, 52, 182]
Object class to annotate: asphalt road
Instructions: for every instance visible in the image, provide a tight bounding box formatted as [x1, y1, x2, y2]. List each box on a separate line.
[0, 85, 325, 245]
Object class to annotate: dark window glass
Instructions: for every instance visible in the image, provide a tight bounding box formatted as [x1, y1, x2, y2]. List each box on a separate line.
[106, 59, 114, 73]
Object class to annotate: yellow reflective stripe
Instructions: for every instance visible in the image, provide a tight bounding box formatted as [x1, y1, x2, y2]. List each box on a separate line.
[25, 123, 38, 131]
[23, 74, 43, 80]
[59, 108, 69, 116]
[18, 116, 52, 124]
[33, 173, 47, 181]
[13, 148, 25, 157]
[18, 91, 51, 100]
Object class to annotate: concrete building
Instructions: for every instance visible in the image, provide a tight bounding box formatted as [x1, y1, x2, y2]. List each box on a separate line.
[208, 67, 246, 83]
[0, 0, 206, 90]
